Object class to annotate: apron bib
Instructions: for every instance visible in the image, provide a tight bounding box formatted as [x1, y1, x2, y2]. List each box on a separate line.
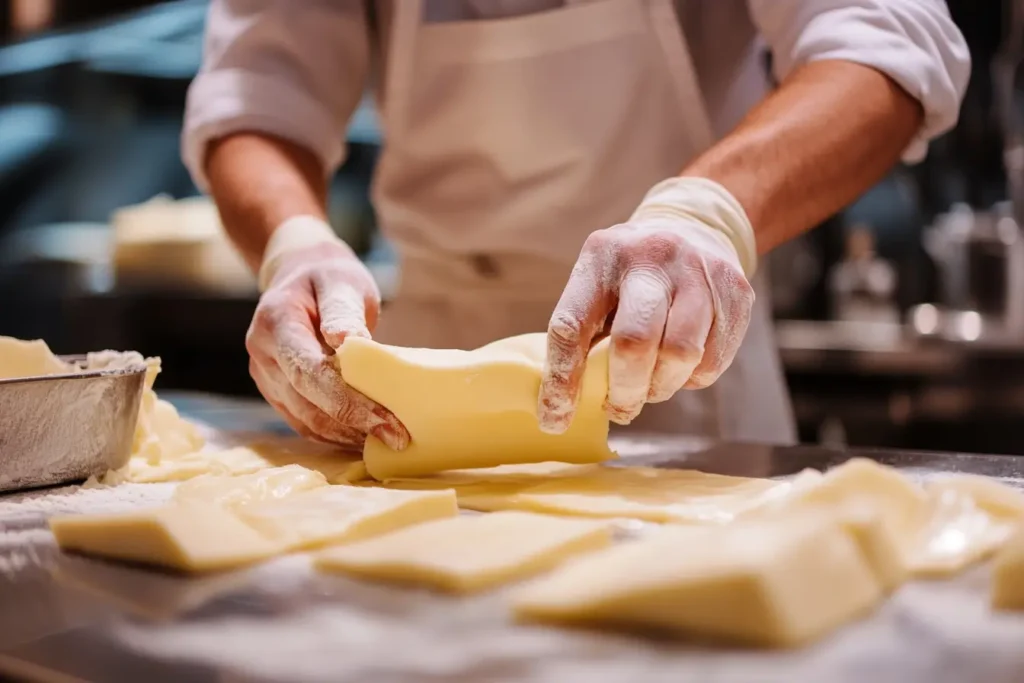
[370, 0, 796, 444]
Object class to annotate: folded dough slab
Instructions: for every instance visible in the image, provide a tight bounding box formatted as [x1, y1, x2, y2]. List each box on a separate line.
[316, 511, 612, 593]
[49, 503, 283, 573]
[512, 516, 882, 647]
[336, 334, 616, 480]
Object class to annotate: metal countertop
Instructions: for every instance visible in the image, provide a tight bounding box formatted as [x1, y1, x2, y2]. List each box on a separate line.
[0, 394, 1023, 683]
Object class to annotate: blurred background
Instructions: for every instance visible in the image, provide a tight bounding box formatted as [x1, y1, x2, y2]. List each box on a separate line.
[0, 0, 1021, 454]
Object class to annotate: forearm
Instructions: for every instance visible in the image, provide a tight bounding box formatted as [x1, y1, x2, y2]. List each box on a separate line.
[205, 132, 338, 272]
[684, 60, 923, 254]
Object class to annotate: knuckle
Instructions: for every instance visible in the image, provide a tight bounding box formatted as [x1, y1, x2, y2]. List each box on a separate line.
[660, 335, 704, 363]
[611, 326, 656, 355]
[636, 233, 682, 264]
[547, 313, 584, 351]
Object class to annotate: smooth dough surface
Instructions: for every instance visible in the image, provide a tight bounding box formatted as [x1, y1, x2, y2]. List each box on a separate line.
[316, 511, 612, 593]
[992, 524, 1024, 610]
[512, 516, 882, 647]
[336, 334, 617, 480]
[233, 486, 459, 551]
[49, 503, 282, 573]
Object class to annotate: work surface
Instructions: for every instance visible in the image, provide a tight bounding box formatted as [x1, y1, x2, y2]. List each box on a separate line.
[1, 395, 1024, 683]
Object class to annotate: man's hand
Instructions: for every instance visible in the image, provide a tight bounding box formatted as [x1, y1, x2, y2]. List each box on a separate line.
[537, 177, 757, 432]
[247, 218, 409, 450]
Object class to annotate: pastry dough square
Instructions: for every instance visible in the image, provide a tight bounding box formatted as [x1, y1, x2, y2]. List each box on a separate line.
[49, 503, 282, 573]
[234, 486, 459, 551]
[512, 516, 882, 647]
[316, 511, 612, 593]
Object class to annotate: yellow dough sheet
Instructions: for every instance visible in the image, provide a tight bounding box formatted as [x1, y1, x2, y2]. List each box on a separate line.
[316, 511, 612, 593]
[512, 515, 883, 648]
[336, 333, 617, 481]
[373, 462, 820, 524]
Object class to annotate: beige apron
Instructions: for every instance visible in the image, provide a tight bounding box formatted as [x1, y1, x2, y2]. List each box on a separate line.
[369, 0, 796, 445]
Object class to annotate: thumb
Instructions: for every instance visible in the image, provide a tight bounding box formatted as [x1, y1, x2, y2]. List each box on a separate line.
[312, 274, 372, 349]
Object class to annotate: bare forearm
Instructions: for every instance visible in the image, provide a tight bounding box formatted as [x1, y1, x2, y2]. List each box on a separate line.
[205, 133, 331, 272]
[684, 60, 924, 254]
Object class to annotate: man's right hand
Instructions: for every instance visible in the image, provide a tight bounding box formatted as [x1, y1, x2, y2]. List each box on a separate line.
[246, 222, 409, 451]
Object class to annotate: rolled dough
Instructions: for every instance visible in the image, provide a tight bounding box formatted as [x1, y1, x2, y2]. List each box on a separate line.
[336, 334, 617, 480]
[316, 511, 612, 593]
[512, 516, 883, 647]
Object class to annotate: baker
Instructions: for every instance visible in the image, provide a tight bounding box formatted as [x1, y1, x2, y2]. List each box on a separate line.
[183, 0, 969, 451]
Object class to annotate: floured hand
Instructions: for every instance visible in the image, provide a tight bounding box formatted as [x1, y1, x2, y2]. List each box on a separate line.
[538, 177, 758, 432]
[248, 217, 409, 450]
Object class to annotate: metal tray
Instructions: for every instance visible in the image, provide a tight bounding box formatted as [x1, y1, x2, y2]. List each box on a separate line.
[0, 355, 147, 493]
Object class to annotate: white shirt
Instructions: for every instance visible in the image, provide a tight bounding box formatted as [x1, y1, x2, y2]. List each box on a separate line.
[182, 0, 970, 191]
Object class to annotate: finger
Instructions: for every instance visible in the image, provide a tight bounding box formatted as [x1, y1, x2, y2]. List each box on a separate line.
[648, 274, 713, 402]
[686, 264, 755, 389]
[606, 268, 671, 424]
[538, 249, 615, 434]
[312, 272, 373, 348]
[251, 358, 366, 448]
[271, 304, 411, 450]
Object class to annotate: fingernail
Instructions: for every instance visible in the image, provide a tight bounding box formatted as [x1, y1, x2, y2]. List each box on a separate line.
[604, 401, 636, 426]
[372, 423, 410, 450]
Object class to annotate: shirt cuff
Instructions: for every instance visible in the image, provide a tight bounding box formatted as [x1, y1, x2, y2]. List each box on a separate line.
[182, 68, 345, 192]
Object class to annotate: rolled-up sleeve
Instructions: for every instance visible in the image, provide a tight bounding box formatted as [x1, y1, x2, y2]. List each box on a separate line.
[748, 0, 971, 163]
[182, 0, 371, 191]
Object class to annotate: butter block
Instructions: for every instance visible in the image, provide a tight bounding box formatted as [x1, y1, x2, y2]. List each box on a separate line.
[49, 503, 282, 573]
[235, 486, 459, 551]
[512, 516, 882, 647]
[316, 511, 612, 593]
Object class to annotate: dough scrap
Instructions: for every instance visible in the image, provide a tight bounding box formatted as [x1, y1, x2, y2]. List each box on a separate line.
[316, 511, 612, 593]
[0, 337, 72, 379]
[767, 459, 1024, 577]
[233, 486, 459, 552]
[992, 524, 1024, 610]
[49, 503, 283, 573]
[173, 465, 328, 508]
[336, 334, 617, 480]
[512, 515, 882, 647]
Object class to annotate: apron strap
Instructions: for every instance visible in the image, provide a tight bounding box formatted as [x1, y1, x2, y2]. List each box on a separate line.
[648, 0, 716, 153]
